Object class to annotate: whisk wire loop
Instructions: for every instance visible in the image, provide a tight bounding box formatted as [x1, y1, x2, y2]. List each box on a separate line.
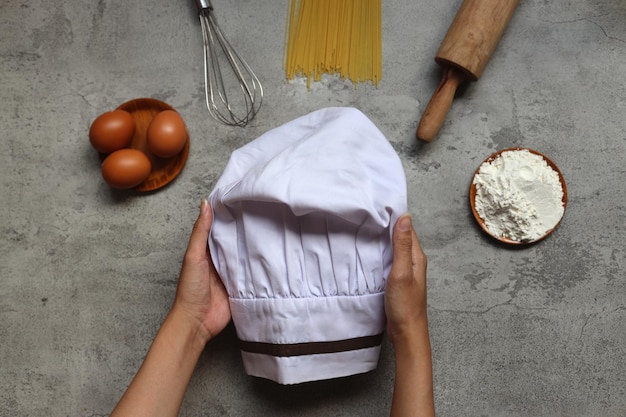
[197, 4, 263, 127]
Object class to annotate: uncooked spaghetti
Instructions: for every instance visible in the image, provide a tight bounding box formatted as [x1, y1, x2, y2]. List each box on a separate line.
[284, 0, 382, 88]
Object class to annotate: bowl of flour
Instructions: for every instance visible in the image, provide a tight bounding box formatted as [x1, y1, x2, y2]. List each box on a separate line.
[470, 148, 567, 245]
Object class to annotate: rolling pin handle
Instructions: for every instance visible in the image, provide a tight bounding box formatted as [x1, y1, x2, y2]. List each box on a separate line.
[416, 66, 466, 142]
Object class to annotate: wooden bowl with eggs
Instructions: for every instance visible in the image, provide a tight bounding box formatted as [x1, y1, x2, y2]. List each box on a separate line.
[91, 98, 190, 192]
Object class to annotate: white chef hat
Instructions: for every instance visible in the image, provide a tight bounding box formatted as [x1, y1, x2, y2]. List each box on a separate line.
[208, 107, 407, 385]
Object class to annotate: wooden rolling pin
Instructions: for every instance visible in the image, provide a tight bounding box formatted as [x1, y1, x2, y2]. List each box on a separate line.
[416, 0, 520, 142]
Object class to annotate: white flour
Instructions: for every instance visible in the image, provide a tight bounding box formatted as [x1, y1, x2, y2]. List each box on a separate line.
[473, 149, 565, 242]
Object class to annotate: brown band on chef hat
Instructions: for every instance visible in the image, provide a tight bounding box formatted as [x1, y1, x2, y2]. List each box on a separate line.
[208, 107, 408, 385]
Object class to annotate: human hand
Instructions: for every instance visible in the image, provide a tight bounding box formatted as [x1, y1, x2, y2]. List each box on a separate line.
[385, 217, 434, 417]
[384, 214, 429, 348]
[172, 199, 231, 345]
[110, 200, 232, 417]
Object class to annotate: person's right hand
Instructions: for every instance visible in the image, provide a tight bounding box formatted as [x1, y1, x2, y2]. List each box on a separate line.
[385, 215, 435, 417]
[384, 214, 429, 347]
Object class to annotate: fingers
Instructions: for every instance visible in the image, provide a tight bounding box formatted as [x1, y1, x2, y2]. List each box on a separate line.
[185, 199, 213, 261]
[389, 214, 415, 282]
[390, 214, 428, 276]
[410, 228, 427, 270]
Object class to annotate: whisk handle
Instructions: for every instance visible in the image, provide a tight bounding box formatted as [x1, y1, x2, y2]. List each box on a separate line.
[194, 0, 212, 12]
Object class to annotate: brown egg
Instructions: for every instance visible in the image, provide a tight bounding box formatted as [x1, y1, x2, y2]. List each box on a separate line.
[89, 110, 136, 154]
[147, 110, 188, 158]
[101, 149, 152, 189]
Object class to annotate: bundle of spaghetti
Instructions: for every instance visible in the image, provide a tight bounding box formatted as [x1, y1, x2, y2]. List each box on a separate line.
[283, 0, 382, 88]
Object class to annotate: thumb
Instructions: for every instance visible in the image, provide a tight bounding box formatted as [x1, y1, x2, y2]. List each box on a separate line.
[185, 199, 213, 261]
[389, 214, 414, 282]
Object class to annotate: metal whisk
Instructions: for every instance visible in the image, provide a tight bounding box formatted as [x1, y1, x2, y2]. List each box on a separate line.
[194, 0, 263, 127]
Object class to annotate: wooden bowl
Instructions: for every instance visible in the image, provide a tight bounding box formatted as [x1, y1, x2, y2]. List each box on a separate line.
[111, 98, 190, 192]
[469, 148, 567, 245]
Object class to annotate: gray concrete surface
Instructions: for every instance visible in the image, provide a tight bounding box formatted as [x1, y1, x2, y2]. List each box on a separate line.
[1, 0, 625, 416]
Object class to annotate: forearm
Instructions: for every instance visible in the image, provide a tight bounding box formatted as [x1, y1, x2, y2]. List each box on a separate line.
[110, 306, 208, 417]
[389, 320, 435, 417]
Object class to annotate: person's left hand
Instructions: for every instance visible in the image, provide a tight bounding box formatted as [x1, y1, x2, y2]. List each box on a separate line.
[172, 199, 231, 344]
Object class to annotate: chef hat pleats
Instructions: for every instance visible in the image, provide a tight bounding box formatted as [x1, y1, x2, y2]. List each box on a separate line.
[209, 107, 407, 384]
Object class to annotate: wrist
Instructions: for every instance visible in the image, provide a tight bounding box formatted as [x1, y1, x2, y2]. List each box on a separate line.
[390, 317, 431, 358]
[167, 303, 212, 349]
